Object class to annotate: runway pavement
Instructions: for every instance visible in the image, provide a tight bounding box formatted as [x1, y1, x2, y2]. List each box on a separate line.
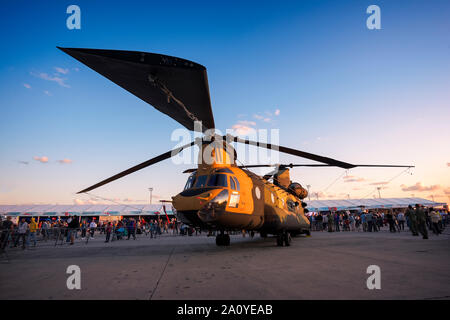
[1, 229, 449, 300]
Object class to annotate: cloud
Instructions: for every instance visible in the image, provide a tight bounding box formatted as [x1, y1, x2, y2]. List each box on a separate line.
[274, 109, 280, 116]
[231, 120, 257, 136]
[123, 198, 147, 203]
[447, 163, 450, 167]
[57, 159, 73, 164]
[400, 182, 440, 192]
[33, 156, 49, 163]
[253, 114, 264, 120]
[343, 175, 365, 183]
[73, 198, 84, 205]
[43, 90, 52, 96]
[369, 181, 388, 186]
[444, 188, 450, 195]
[54, 67, 69, 74]
[31, 71, 70, 88]
[23, 83, 31, 89]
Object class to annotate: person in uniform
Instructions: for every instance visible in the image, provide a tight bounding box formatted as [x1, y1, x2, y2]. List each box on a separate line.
[405, 205, 418, 236]
[415, 204, 428, 239]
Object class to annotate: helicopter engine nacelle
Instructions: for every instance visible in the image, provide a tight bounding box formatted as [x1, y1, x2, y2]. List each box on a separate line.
[288, 182, 308, 199]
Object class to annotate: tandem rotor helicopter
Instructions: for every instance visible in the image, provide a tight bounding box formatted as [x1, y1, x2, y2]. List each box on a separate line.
[58, 47, 413, 247]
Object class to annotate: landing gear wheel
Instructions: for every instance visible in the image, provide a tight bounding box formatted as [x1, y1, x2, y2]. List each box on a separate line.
[276, 234, 284, 246]
[216, 234, 224, 246]
[223, 234, 230, 246]
[283, 233, 291, 246]
[305, 230, 311, 237]
[216, 233, 230, 246]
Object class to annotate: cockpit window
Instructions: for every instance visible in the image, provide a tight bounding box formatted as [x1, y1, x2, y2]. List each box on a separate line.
[194, 175, 208, 188]
[207, 174, 228, 187]
[184, 173, 196, 190]
[233, 176, 240, 191]
[215, 168, 233, 174]
[230, 176, 236, 190]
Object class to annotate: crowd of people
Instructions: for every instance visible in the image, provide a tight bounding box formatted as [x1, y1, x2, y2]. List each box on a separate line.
[0, 216, 183, 250]
[1, 204, 448, 251]
[308, 204, 448, 239]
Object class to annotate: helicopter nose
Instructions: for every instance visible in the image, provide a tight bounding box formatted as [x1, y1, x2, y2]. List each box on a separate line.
[197, 189, 229, 224]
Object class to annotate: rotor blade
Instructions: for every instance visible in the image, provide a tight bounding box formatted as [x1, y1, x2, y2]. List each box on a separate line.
[58, 47, 215, 132]
[225, 135, 356, 169]
[78, 141, 196, 194]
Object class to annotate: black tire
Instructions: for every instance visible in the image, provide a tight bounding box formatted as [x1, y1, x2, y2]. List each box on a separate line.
[276, 234, 284, 246]
[260, 232, 267, 238]
[216, 234, 223, 246]
[283, 233, 291, 246]
[224, 234, 230, 246]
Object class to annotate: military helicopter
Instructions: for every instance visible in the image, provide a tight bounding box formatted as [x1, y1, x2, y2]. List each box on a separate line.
[58, 47, 413, 247]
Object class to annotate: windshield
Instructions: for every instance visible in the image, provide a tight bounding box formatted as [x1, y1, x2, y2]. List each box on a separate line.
[207, 174, 228, 187]
[194, 175, 208, 188]
[184, 173, 196, 190]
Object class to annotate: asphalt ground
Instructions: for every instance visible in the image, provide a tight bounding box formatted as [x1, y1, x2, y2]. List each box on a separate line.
[1, 228, 449, 300]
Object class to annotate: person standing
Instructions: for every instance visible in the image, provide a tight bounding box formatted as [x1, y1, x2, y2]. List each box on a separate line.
[327, 212, 333, 232]
[415, 204, 429, 239]
[14, 218, 28, 249]
[28, 218, 38, 247]
[361, 211, 367, 232]
[81, 220, 87, 239]
[430, 209, 441, 235]
[366, 211, 373, 232]
[405, 205, 418, 236]
[386, 210, 396, 233]
[68, 216, 79, 245]
[322, 213, 328, 231]
[334, 212, 340, 232]
[127, 218, 136, 240]
[1, 216, 14, 250]
[89, 220, 97, 239]
[105, 222, 113, 242]
[397, 210, 405, 231]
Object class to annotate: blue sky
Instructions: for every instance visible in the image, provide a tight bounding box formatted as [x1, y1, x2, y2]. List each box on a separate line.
[1, 0, 449, 205]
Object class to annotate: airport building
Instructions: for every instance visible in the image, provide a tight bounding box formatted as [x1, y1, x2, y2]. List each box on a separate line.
[305, 197, 447, 213]
[0, 203, 175, 222]
[0, 197, 446, 220]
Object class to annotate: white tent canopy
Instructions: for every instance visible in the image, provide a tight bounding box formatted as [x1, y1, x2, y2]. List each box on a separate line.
[306, 197, 446, 212]
[0, 203, 174, 217]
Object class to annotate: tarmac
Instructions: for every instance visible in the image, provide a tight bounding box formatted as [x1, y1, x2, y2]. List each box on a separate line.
[1, 228, 449, 300]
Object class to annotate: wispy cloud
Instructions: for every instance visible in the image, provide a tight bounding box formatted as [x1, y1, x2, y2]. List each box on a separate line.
[54, 67, 69, 74]
[123, 198, 147, 203]
[33, 156, 49, 163]
[18, 161, 29, 165]
[369, 181, 388, 186]
[447, 162, 450, 167]
[31, 71, 70, 88]
[57, 159, 73, 164]
[400, 182, 440, 192]
[343, 175, 365, 183]
[274, 109, 280, 116]
[23, 83, 31, 89]
[43, 90, 52, 96]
